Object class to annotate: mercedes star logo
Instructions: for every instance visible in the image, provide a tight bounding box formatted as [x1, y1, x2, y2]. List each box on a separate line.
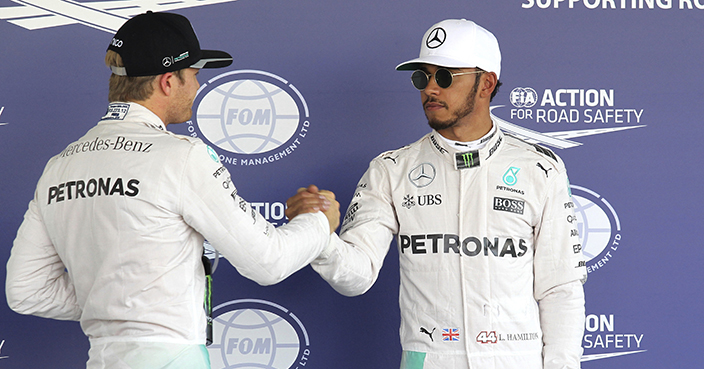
[409, 163, 436, 188]
[426, 27, 446, 49]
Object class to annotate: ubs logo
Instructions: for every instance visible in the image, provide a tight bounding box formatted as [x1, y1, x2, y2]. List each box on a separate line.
[402, 194, 442, 209]
[208, 299, 311, 369]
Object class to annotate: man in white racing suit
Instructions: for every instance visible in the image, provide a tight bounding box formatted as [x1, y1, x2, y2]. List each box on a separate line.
[5, 12, 339, 369]
[291, 19, 587, 369]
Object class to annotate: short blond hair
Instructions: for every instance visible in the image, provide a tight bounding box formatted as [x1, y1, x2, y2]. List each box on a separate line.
[105, 50, 185, 102]
[105, 50, 158, 102]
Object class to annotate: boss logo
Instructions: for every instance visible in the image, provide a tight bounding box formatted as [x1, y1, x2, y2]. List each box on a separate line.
[493, 197, 525, 215]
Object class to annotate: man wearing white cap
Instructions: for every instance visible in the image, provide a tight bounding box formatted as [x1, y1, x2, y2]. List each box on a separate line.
[290, 19, 587, 369]
[6, 11, 339, 368]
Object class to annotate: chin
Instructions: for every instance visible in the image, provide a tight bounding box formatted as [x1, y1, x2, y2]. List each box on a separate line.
[427, 119, 457, 131]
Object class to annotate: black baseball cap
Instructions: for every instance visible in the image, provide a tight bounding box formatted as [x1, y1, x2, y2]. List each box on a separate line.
[107, 11, 232, 77]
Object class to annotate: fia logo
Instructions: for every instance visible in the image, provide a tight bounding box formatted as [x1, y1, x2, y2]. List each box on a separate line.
[509, 87, 538, 108]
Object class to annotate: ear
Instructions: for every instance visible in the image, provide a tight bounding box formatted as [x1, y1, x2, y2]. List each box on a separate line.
[157, 72, 177, 97]
[479, 72, 498, 99]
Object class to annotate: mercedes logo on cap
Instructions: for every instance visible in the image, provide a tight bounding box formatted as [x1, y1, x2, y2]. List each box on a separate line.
[426, 27, 446, 49]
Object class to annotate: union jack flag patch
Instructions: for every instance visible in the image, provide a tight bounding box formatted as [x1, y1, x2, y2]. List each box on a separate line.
[442, 328, 460, 341]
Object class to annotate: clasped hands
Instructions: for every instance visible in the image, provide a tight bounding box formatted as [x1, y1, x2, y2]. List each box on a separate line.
[286, 185, 340, 234]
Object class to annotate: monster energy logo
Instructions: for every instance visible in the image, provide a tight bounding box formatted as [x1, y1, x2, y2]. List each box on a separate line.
[456, 150, 480, 169]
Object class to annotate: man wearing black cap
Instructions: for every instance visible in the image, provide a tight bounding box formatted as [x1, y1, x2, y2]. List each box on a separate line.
[6, 12, 338, 368]
[289, 19, 586, 369]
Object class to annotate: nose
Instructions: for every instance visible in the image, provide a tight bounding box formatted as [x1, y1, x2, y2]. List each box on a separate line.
[423, 74, 442, 96]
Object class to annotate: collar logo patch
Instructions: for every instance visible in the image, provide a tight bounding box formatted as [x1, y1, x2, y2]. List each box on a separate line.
[102, 103, 130, 120]
[456, 151, 480, 169]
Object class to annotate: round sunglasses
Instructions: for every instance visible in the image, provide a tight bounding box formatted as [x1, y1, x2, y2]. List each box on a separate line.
[410, 68, 483, 90]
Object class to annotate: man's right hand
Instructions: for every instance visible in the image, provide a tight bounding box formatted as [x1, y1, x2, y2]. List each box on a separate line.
[286, 185, 340, 234]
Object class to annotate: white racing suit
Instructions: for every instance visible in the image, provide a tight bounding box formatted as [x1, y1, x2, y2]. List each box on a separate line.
[312, 127, 587, 369]
[6, 102, 330, 368]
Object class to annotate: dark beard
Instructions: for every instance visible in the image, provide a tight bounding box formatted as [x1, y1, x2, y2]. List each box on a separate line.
[425, 75, 481, 131]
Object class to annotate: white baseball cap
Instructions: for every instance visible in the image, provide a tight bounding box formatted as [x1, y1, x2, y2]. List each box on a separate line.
[396, 19, 501, 79]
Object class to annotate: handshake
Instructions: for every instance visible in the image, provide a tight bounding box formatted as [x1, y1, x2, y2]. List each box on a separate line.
[286, 185, 340, 234]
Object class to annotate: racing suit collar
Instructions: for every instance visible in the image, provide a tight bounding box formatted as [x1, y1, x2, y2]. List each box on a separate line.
[428, 122, 505, 170]
[438, 123, 498, 151]
[100, 102, 167, 131]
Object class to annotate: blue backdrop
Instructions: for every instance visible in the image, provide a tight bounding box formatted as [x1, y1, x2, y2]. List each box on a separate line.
[1, 0, 702, 367]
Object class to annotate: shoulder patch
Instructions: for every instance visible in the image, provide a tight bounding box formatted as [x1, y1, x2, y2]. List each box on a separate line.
[504, 134, 562, 167]
[376, 145, 411, 163]
[533, 144, 557, 161]
[529, 143, 563, 169]
[375, 132, 432, 164]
